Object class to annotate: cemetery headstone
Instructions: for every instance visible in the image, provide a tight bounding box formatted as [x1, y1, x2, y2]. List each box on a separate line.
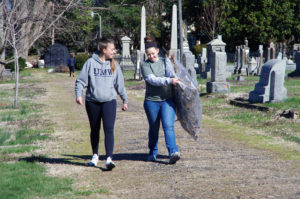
[288, 51, 300, 77]
[266, 42, 276, 61]
[197, 48, 208, 78]
[249, 60, 287, 103]
[44, 43, 69, 67]
[139, 5, 146, 62]
[257, 45, 264, 75]
[248, 57, 257, 75]
[234, 46, 241, 74]
[135, 6, 146, 80]
[134, 50, 142, 80]
[293, 44, 300, 57]
[169, 4, 179, 59]
[181, 21, 197, 82]
[120, 36, 134, 70]
[206, 36, 230, 93]
[207, 35, 226, 69]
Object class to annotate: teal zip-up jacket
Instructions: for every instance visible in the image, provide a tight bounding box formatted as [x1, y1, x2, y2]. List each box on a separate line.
[75, 54, 128, 104]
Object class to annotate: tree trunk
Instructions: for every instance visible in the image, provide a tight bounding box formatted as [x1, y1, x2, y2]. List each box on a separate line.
[52, 27, 55, 45]
[0, 50, 5, 75]
[16, 0, 52, 59]
[14, 48, 19, 109]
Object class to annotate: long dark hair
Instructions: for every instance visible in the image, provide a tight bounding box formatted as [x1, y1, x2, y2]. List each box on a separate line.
[97, 38, 115, 73]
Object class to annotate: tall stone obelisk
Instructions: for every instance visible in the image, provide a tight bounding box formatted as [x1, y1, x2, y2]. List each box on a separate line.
[169, 4, 179, 59]
[135, 6, 146, 80]
[140, 6, 146, 53]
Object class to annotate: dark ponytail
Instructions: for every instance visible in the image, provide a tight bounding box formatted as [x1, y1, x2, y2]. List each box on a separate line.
[144, 36, 158, 49]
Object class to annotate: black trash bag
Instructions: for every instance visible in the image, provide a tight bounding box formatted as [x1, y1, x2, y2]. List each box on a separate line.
[165, 57, 202, 140]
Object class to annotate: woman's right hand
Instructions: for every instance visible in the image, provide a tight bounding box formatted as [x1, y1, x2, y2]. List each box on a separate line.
[76, 96, 83, 105]
[171, 78, 179, 85]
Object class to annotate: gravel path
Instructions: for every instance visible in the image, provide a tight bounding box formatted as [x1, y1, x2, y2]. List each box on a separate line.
[37, 72, 300, 199]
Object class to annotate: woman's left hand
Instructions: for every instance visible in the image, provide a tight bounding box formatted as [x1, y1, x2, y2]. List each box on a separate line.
[122, 103, 128, 111]
[171, 78, 179, 85]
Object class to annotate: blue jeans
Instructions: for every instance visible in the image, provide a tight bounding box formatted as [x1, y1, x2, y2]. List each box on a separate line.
[143, 98, 178, 157]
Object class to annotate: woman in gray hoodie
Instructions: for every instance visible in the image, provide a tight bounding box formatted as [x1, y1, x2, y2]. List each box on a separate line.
[75, 38, 128, 170]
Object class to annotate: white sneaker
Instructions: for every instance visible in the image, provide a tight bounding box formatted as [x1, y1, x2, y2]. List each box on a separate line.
[105, 157, 115, 170]
[88, 154, 98, 166]
[169, 152, 180, 164]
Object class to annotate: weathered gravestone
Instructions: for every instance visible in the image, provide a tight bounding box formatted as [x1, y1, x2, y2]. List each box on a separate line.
[197, 48, 208, 78]
[249, 60, 287, 103]
[44, 43, 69, 67]
[120, 36, 134, 70]
[288, 51, 300, 77]
[266, 42, 276, 62]
[206, 36, 230, 93]
[181, 22, 197, 83]
[257, 45, 264, 75]
[182, 51, 197, 83]
[248, 57, 257, 75]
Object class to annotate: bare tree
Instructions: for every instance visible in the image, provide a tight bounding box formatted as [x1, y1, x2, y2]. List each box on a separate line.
[0, 0, 11, 75]
[2, 0, 80, 108]
[200, 0, 226, 41]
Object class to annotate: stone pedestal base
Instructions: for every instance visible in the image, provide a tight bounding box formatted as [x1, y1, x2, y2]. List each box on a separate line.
[206, 81, 230, 93]
[168, 49, 179, 60]
[134, 68, 141, 80]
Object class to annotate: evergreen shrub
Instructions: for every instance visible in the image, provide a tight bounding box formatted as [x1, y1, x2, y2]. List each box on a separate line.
[6, 57, 27, 71]
[75, 53, 90, 70]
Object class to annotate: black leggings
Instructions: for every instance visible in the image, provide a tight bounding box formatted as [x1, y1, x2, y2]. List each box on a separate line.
[85, 100, 116, 158]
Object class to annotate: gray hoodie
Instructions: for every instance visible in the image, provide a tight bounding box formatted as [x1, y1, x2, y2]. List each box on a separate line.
[75, 54, 128, 104]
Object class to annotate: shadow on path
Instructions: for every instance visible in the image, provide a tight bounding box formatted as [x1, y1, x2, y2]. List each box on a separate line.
[19, 153, 170, 167]
[64, 153, 169, 162]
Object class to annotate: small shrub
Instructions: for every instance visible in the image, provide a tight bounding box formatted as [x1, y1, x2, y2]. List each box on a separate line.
[75, 53, 90, 70]
[6, 57, 27, 71]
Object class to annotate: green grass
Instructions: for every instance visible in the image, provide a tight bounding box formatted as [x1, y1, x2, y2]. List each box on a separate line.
[284, 135, 300, 143]
[0, 80, 15, 84]
[74, 188, 109, 196]
[6, 129, 49, 145]
[1, 114, 15, 121]
[0, 110, 39, 122]
[223, 112, 269, 123]
[19, 70, 32, 77]
[0, 146, 39, 154]
[0, 68, 79, 199]
[122, 70, 135, 80]
[125, 79, 144, 87]
[203, 117, 300, 160]
[264, 97, 300, 112]
[0, 129, 11, 145]
[0, 91, 11, 97]
[0, 161, 73, 199]
[198, 73, 300, 146]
